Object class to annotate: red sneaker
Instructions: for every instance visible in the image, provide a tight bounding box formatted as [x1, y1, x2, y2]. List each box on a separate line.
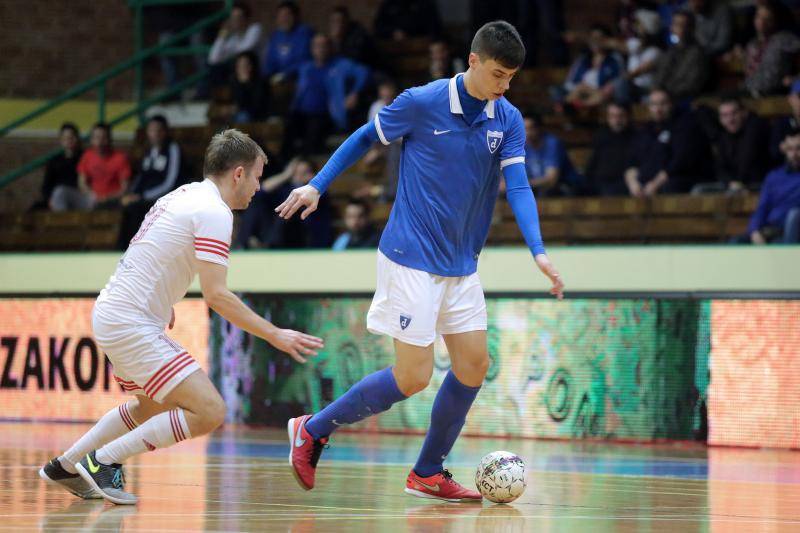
[287, 415, 328, 490]
[405, 469, 482, 502]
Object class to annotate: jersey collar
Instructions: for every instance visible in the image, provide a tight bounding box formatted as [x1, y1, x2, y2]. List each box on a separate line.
[448, 74, 495, 120]
[203, 178, 223, 199]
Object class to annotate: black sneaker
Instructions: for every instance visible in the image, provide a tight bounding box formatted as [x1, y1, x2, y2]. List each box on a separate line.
[75, 451, 137, 505]
[38, 457, 100, 499]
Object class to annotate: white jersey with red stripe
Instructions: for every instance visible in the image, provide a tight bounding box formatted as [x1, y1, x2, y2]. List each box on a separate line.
[95, 179, 232, 326]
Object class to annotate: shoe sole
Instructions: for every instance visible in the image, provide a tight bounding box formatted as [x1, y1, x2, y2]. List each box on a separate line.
[287, 417, 312, 491]
[38, 466, 100, 500]
[74, 463, 137, 506]
[404, 487, 482, 503]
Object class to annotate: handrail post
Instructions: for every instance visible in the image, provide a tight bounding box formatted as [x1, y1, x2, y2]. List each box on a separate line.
[98, 82, 106, 123]
[134, 2, 144, 124]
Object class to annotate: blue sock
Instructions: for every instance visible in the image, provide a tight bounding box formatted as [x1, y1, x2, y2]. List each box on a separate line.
[413, 371, 480, 477]
[305, 366, 407, 440]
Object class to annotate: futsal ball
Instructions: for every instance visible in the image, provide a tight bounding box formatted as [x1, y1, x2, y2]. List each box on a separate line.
[475, 451, 526, 503]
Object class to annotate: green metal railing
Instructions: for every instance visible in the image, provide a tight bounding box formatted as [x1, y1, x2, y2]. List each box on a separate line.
[0, 0, 232, 189]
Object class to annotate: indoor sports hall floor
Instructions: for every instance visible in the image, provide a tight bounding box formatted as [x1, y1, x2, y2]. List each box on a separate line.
[2, 422, 799, 532]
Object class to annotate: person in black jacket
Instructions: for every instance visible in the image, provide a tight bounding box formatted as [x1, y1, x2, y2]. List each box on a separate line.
[624, 88, 713, 196]
[44, 123, 85, 211]
[231, 51, 268, 122]
[117, 115, 184, 249]
[712, 97, 770, 191]
[585, 102, 636, 195]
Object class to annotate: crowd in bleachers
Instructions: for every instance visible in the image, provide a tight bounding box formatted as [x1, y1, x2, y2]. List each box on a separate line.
[32, 0, 800, 248]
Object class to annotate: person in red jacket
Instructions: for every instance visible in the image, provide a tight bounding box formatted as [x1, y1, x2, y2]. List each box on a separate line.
[77, 123, 131, 208]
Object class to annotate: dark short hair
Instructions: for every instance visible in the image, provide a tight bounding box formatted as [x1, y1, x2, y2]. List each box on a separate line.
[607, 101, 631, 113]
[718, 93, 743, 109]
[277, 0, 299, 17]
[332, 5, 349, 18]
[147, 114, 169, 129]
[347, 198, 371, 216]
[649, 87, 673, 102]
[470, 21, 525, 69]
[673, 9, 695, 29]
[60, 122, 79, 136]
[92, 122, 111, 135]
[232, 1, 251, 18]
[235, 50, 259, 71]
[523, 112, 544, 128]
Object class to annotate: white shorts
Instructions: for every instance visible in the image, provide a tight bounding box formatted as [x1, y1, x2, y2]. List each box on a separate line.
[366, 252, 488, 347]
[92, 306, 201, 403]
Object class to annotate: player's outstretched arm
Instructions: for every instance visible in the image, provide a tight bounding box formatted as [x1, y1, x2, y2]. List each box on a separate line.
[276, 122, 378, 220]
[196, 260, 324, 362]
[503, 163, 565, 300]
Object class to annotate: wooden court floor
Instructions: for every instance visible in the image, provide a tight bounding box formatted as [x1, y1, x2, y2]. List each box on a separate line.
[2, 422, 800, 532]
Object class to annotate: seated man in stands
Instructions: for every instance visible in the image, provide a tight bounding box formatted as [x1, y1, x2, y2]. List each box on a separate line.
[76, 123, 131, 209]
[585, 102, 635, 196]
[739, 132, 800, 244]
[769, 80, 800, 164]
[708, 97, 770, 192]
[237, 157, 333, 249]
[329, 5, 376, 67]
[281, 33, 370, 159]
[332, 198, 380, 250]
[520, 112, 583, 196]
[43, 123, 84, 211]
[624, 88, 712, 196]
[116, 115, 184, 248]
[207, 2, 263, 89]
[651, 10, 708, 102]
[261, 0, 313, 82]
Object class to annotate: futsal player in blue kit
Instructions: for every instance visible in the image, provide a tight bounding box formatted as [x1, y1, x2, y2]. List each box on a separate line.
[278, 21, 564, 502]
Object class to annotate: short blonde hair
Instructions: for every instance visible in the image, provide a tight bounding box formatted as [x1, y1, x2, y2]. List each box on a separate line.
[203, 128, 266, 177]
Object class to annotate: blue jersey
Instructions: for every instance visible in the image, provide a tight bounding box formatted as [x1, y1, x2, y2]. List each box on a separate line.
[373, 74, 526, 276]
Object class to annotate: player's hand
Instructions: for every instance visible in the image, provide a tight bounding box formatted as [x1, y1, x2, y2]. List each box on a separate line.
[169, 308, 175, 330]
[535, 254, 565, 300]
[269, 329, 324, 363]
[275, 184, 320, 220]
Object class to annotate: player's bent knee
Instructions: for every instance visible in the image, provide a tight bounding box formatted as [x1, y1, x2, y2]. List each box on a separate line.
[397, 372, 432, 396]
[194, 394, 226, 435]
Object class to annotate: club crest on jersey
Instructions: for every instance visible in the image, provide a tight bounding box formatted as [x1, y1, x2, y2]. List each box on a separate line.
[399, 314, 412, 330]
[486, 130, 503, 153]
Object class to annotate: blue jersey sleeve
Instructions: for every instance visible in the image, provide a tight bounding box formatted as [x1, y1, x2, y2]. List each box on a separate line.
[309, 122, 379, 193]
[373, 89, 415, 145]
[499, 110, 526, 169]
[503, 162, 546, 256]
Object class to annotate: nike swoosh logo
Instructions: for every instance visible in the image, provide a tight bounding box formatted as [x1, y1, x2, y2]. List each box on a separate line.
[294, 426, 306, 448]
[332, 419, 342, 426]
[416, 480, 440, 492]
[86, 455, 100, 474]
[433, 129, 451, 135]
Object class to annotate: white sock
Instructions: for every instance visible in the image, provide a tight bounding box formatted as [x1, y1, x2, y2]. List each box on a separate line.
[95, 409, 190, 465]
[60, 402, 138, 474]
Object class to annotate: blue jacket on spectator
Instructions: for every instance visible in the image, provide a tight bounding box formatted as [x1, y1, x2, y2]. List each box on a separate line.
[262, 23, 313, 77]
[748, 164, 800, 232]
[292, 57, 370, 130]
[524, 134, 583, 189]
[564, 52, 623, 90]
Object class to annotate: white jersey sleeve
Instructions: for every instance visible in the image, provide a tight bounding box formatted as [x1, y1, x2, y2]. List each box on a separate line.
[192, 205, 233, 266]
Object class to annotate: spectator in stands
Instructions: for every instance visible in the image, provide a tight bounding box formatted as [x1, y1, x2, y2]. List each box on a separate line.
[552, 25, 624, 113]
[332, 198, 381, 250]
[769, 80, 800, 163]
[374, 0, 443, 41]
[687, 0, 734, 57]
[281, 34, 370, 159]
[743, 2, 800, 97]
[429, 40, 466, 80]
[228, 51, 268, 123]
[329, 5, 376, 67]
[651, 10, 709, 101]
[44, 123, 85, 211]
[116, 116, 184, 248]
[147, 4, 211, 95]
[207, 2, 263, 88]
[262, 1, 313, 81]
[361, 78, 401, 201]
[624, 88, 713, 196]
[610, 9, 663, 104]
[522, 112, 584, 196]
[77, 123, 131, 209]
[706, 97, 771, 192]
[585, 102, 636, 195]
[265, 158, 333, 248]
[740, 131, 800, 244]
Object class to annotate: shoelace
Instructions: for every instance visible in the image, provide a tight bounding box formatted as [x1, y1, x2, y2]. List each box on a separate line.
[309, 439, 329, 468]
[440, 469, 459, 487]
[111, 467, 126, 490]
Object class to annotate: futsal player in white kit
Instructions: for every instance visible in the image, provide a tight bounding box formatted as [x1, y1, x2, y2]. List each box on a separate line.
[38, 129, 323, 505]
